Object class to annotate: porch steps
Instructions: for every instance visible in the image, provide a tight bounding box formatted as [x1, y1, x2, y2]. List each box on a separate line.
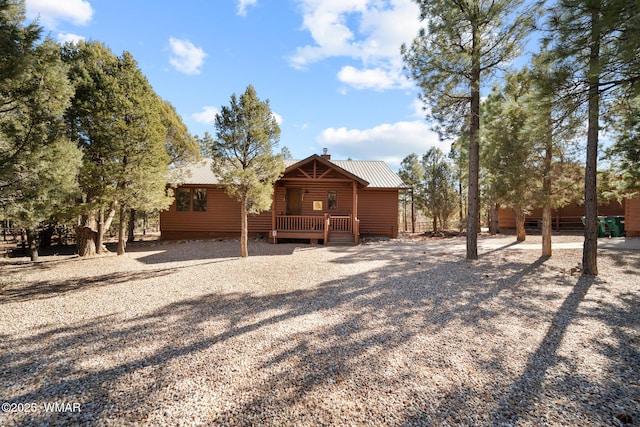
[326, 232, 355, 246]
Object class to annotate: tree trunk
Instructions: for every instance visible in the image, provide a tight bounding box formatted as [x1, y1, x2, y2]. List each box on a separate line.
[99, 201, 117, 250]
[103, 202, 117, 233]
[403, 193, 408, 232]
[411, 189, 416, 233]
[583, 5, 600, 276]
[489, 203, 499, 235]
[20, 228, 26, 251]
[26, 228, 39, 262]
[127, 209, 136, 243]
[78, 226, 97, 257]
[96, 207, 105, 254]
[459, 179, 464, 231]
[432, 215, 438, 232]
[467, 29, 481, 260]
[514, 206, 526, 242]
[542, 203, 552, 257]
[78, 212, 97, 257]
[240, 199, 248, 257]
[117, 204, 127, 255]
[541, 108, 554, 258]
[143, 211, 147, 235]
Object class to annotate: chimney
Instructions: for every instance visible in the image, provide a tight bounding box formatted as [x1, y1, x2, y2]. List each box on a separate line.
[320, 147, 331, 160]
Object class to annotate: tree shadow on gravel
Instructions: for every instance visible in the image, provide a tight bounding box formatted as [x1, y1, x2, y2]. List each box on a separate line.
[582, 287, 640, 425]
[486, 274, 595, 425]
[1, 244, 637, 426]
[600, 249, 640, 276]
[132, 240, 311, 264]
[0, 268, 178, 304]
[1, 254, 82, 274]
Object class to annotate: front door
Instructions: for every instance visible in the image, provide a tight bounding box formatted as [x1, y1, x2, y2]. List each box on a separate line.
[286, 188, 302, 215]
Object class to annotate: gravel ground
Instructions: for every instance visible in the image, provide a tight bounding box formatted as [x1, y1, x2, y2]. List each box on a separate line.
[1, 234, 638, 426]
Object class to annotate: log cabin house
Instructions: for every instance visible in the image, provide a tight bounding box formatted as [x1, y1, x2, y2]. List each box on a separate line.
[160, 152, 405, 245]
[498, 198, 640, 237]
[626, 197, 640, 237]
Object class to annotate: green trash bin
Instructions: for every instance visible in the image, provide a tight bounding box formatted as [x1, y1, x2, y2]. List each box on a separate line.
[605, 216, 625, 237]
[618, 216, 626, 236]
[581, 216, 608, 237]
[598, 216, 608, 237]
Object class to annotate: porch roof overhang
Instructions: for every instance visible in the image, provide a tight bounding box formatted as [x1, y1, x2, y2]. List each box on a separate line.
[281, 154, 369, 187]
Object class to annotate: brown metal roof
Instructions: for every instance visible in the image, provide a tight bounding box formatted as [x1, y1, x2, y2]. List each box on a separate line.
[171, 157, 405, 189]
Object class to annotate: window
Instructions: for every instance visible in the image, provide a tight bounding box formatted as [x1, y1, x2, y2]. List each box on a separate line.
[176, 188, 207, 212]
[192, 188, 207, 212]
[327, 191, 337, 210]
[176, 188, 191, 211]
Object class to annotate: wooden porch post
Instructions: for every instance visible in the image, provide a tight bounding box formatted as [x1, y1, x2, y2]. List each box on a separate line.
[271, 184, 277, 244]
[352, 181, 359, 244]
[324, 213, 329, 246]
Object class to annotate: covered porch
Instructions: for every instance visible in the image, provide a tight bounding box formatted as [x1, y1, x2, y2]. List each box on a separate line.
[272, 213, 359, 245]
[270, 154, 368, 245]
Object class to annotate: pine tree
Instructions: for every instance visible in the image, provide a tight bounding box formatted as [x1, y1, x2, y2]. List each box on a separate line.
[209, 85, 285, 257]
[0, 2, 81, 262]
[0, 0, 42, 198]
[398, 154, 424, 233]
[402, 0, 538, 259]
[547, 0, 640, 275]
[109, 53, 172, 255]
[526, 54, 583, 257]
[421, 148, 457, 232]
[3, 138, 81, 261]
[604, 94, 640, 197]
[126, 97, 199, 243]
[63, 42, 174, 256]
[482, 71, 537, 242]
[63, 41, 120, 255]
[482, 65, 583, 252]
[160, 99, 200, 166]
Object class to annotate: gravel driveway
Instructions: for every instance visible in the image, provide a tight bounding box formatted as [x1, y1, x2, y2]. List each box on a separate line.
[1, 235, 639, 426]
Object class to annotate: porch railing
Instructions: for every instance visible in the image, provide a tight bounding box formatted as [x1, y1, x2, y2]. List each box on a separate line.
[275, 214, 357, 244]
[328, 215, 352, 233]
[276, 215, 324, 231]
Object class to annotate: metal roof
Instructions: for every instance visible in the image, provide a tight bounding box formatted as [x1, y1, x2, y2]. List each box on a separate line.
[168, 159, 221, 185]
[170, 157, 405, 189]
[330, 160, 405, 188]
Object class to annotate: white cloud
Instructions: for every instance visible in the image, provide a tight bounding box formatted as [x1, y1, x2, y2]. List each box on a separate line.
[57, 32, 84, 44]
[317, 120, 449, 170]
[237, 0, 258, 17]
[289, 0, 423, 91]
[272, 112, 283, 125]
[337, 64, 411, 91]
[411, 97, 427, 118]
[25, 0, 93, 28]
[192, 106, 219, 124]
[168, 37, 207, 75]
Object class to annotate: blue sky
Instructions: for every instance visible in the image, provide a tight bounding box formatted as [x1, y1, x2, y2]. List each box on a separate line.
[24, 0, 449, 169]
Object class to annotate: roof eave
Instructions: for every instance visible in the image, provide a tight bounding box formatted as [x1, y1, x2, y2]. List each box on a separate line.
[284, 154, 370, 187]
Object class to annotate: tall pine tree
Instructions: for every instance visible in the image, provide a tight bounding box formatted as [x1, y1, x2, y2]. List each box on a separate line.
[0, 2, 81, 261]
[547, 0, 640, 274]
[398, 153, 424, 233]
[481, 71, 536, 242]
[402, 0, 539, 259]
[63, 42, 173, 256]
[209, 85, 284, 258]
